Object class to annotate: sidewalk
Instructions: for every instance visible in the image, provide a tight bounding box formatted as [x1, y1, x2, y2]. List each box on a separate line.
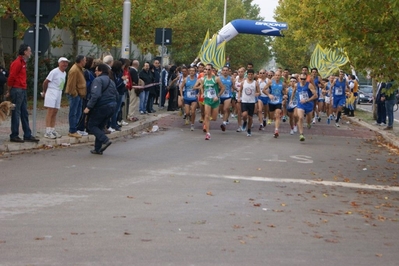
[0, 106, 172, 153]
[1, 106, 398, 154]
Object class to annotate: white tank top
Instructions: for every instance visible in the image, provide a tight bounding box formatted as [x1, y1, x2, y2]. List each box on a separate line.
[241, 80, 257, 103]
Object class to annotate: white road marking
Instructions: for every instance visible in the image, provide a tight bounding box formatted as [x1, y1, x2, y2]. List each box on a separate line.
[154, 171, 399, 192]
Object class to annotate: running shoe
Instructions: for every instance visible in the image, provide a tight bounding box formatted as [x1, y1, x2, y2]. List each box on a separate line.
[312, 117, 316, 124]
[203, 124, 206, 132]
[226, 119, 230, 125]
[220, 123, 226, 132]
[274, 130, 279, 138]
[52, 130, 62, 138]
[335, 123, 340, 127]
[307, 124, 311, 129]
[263, 119, 266, 127]
[299, 134, 305, 141]
[282, 115, 287, 122]
[242, 121, 247, 131]
[236, 127, 242, 132]
[183, 114, 187, 119]
[199, 118, 203, 123]
[205, 133, 211, 140]
[190, 124, 194, 131]
[231, 114, 236, 118]
[219, 114, 223, 118]
[317, 116, 321, 122]
[247, 129, 252, 137]
[327, 117, 330, 124]
[293, 125, 298, 132]
[267, 119, 272, 125]
[259, 124, 264, 131]
[185, 118, 190, 125]
[290, 129, 294, 135]
[44, 132, 56, 139]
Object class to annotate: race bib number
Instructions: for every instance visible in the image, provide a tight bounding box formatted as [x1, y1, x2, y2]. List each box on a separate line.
[335, 87, 343, 95]
[299, 91, 309, 102]
[288, 99, 298, 109]
[270, 95, 280, 104]
[206, 88, 216, 98]
[222, 89, 230, 97]
[186, 89, 196, 99]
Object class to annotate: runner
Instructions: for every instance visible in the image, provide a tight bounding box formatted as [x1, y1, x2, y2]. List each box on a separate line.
[219, 66, 235, 131]
[286, 76, 299, 135]
[291, 73, 318, 141]
[331, 70, 349, 127]
[235, 67, 245, 132]
[325, 75, 334, 124]
[238, 69, 260, 137]
[264, 70, 287, 138]
[310, 68, 321, 124]
[179, 66, 198, 131]
[197, 64, 225, 140]
[257, 69, 269, 130]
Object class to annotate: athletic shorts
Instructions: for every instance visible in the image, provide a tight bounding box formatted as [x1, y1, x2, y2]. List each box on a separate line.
[318, 99, 325, 103]
[297, 104, 313, 114]
[204, 98, 220, 109]
[241, 102, 255, 117]
[184, 99, 197, 105]
[259, 96, 269, 105]
[325, 96, 331, 104]
[44, 89, 62, 109]
[287, 108, 295, 113]
[220, 97, 231, 104]
[333, 97, 346, 109]
[268, 103, 282, 112]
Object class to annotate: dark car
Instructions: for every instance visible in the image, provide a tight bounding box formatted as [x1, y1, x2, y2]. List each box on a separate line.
[357, 85, 373, 104]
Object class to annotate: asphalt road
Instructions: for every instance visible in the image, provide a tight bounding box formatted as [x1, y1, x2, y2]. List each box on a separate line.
[1, 115, 398, 265]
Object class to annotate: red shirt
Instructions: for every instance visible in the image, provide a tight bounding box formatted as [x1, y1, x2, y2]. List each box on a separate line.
[7, 56, 27, 89]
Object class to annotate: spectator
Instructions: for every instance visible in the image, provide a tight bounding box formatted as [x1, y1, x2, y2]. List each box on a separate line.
[65, 55, 87, 138]
[382, 79, 396, 130]
[109, 60, 125, 132]
[167, 65, 179, 111]
[6, 44, 39, 143]
[83, 63, 118, 155]
[375, 76, 387, 126]
[127, 60, 140, 121]
[139, 62, 153, 114]
[153, 59, 161, 106]
[77, 56, 95, 135]
[42, 57, 70, 139]
[0, 65, 9, 103]
[147, 63, 157, 113]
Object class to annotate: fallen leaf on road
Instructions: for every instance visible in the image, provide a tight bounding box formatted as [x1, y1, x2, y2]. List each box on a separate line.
[233, 180, 240, 183]
[257, 168, 261, 171]
[281, 203, 286, 207]
[325, 238, 339, 243]
[253, 203, 261, 207]
[375, 254, 383, 257]
[34, 237, 45, 240]
[127, 196, 135, 199]
[232, 225, 243, 229]
[124, 232, 131, 235]
[206, 191, 213, 196]
[268, 224, 276, 228]
[141, 239, 152, 242]
[240, 240, 246, 244]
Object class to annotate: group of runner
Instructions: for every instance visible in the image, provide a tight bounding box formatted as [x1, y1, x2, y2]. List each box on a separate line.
[176, 63, 353, 141]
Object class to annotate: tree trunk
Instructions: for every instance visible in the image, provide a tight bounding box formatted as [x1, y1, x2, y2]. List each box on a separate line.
[0, 19, 5, 68]
[71, 24, 78, 58]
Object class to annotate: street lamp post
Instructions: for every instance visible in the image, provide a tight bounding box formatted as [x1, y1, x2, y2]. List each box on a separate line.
[223, 0, 227, 26]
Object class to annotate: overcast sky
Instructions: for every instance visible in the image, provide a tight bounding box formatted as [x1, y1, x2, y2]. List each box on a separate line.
[252, 0, 279, 21]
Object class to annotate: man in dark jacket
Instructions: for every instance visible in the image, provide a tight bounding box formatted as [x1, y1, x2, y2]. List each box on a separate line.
[375, 77, 386, 126]
[152, 60, 161, 107]
[139, 62, 153, 114]
[84, 63, 118, 155]
[0, 65, 8, 103]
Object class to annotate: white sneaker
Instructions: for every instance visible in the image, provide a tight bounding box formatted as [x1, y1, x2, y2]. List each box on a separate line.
[44, 132, 56, 139]
[121, 120, 128, 126]
[312, 117, 316, 124]
[293, 125, 298, 132]
[335, 123, 340, 127]
[190, 125, 194, 131]
[236, 127, 242, 132]
[117, 121, 122, 126]
[219, 114, 223, 118]
[108, 127, 116, 133]
[290, 129, 294, 135]
[52, 130, 62, 138]
[77, 130, 89, 136]
[231, 114, 235, 118]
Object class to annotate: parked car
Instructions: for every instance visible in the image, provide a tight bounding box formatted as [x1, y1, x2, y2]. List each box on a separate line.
[357, 85, 373, 104]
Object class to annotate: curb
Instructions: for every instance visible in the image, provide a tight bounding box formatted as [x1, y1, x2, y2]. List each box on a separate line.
[0, 113, 170, 154]
[347, 116, 399, 149]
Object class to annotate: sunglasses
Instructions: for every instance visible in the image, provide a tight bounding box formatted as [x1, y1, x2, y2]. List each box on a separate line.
[300, 78, 306, 81]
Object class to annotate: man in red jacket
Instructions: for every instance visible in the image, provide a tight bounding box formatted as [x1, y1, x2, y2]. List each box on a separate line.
[5, 44, 39, 143]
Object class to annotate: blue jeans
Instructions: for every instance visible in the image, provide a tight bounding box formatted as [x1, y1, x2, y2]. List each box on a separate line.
[139, 90, 149, 112]
[67, 94, 82, 133]
[376, 102, 386, 124]
[10, 88, 32, 139]
[385, 99, 395, 127]
[110, 94, 123, 128]
[88, 103, 116, 152]
[147, 93, 154, 112]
